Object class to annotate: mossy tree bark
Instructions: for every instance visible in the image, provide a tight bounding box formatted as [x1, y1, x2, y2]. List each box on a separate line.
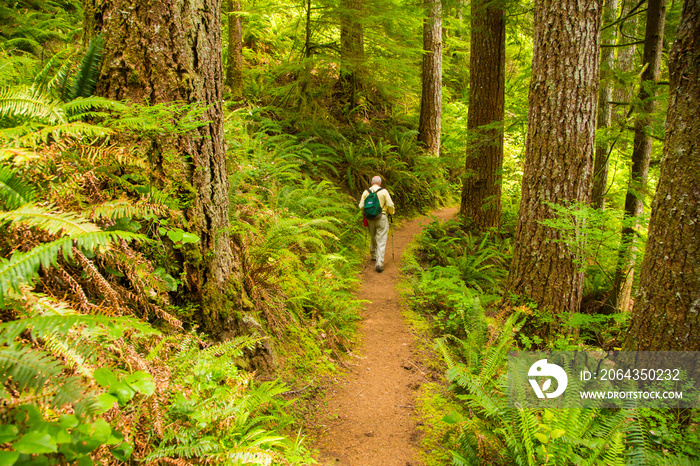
[417, 0, 442, 156]
[225, 0, 244, 100]
[505, 0, 602, 321]
[624, 0, 700, 351]
[611, 0, 666, 313]
[459, 0, 505, 229]
[87, 0, 235, 335]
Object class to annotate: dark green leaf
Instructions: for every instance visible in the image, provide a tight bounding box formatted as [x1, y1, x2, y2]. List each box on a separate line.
[13, 431, 57, 454]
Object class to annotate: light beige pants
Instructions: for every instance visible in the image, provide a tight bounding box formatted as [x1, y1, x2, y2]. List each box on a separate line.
[368, 213, 389, 267]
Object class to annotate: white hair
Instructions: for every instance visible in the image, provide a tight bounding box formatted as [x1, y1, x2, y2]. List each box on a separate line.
[371, 175, 382, 185]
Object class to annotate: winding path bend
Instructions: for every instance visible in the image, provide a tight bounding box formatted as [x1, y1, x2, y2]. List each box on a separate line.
[312, 207, 458, 465]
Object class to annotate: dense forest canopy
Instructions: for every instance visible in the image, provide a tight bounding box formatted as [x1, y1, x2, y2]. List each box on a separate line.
[0, 0, 698, 464]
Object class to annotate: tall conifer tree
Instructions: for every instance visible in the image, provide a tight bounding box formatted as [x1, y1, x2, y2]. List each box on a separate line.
[418, 0, 443, 156]
[459, 0, 505, 229]
[591, 0, 618, 210]
[612, 0, 667, 312]
[226, 0, 244, 100]
[506, 0, 602, 319]
[86, 0, 235, 335]
[625, 0, 700, 351]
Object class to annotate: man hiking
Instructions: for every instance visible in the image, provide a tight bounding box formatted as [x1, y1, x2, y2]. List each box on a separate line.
[359, 175, 395, 273]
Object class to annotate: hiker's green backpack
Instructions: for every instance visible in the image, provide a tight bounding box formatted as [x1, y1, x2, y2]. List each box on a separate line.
[363, 187, 384, 219]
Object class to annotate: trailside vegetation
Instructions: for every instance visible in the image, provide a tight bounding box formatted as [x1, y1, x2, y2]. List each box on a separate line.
[0, 0, 451, 463]
[405, 218, 700, 465]
[1, 0, 698, 464]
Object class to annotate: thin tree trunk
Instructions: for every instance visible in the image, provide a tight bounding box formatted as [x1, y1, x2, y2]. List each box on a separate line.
[505, 0, 602, 324]
[304, 0, 312, 59]
[459, 0, 505, 229]
[89, 0, 235, 335]
[226, 0, 244, 100]
[612, 0, 641, 126]
[418, 0, 443, 156]
[591, 0, 618, 210]
[625, 0, 700, 351]
[612, 0, 666, 313]
[340, 0, 364, 109]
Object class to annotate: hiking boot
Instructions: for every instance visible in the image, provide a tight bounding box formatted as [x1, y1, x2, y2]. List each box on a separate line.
[375, 265, 383, 273]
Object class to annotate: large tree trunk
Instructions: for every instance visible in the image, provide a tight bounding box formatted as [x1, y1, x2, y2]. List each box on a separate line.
[459, 0, 505, 229]
[225, 0, 244, 100]
[89, 0, 235, 334]
[505, 0, 601, 322]
[339, 0, 364, 109]
[624, 0, 700, 351]
[611, 0, 666, 313]
[591, 0, 618, 210]
[417, 0, 442, 156]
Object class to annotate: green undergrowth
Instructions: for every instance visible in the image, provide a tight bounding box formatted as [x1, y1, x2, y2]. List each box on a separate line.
[0, 4, 454, 461]
[228, 105, 459, 215]
[0, 83, 454, 463]
[0, 94, 332, 463]
[399, 239, 458, 466]
[403, 216, 700, 466]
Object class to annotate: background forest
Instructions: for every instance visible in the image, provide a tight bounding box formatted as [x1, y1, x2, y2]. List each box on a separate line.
[0, 0, 698, 465]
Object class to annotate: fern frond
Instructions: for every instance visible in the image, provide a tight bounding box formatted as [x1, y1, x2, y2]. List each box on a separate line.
[198, 335, 259, 359]
[32, 50, 72, 93]
[67, 34, 103, 100]
[451, 418, 482, 466]
[208, 446, 279, 465]
[0, 312, 154, 346]
[149, 395, 165, 438]
[626, 416, 657, 466]
[0, 235, 73, 297]
[72, 247, 123, 312]
[3, 37, 41, 55]
[56, 264, 93, 313]
[46, 57, 74, 95]
[447, 364, 503, 418]
[152, 306, 183, 329]
[77, 143, 149, 169]
[145, 458, 193, 466]
[70, 230, 146, 250]
[0, 164, 35, 210]
[87, 199, 170, 220]
[0, 86, 66, 123]
[598, 431, 625, 466]
[143, 439, 220, 460]
[477, 325, 512, 385]
[580, 408, 627, 466]
[516, 408, 538, 466]
[0, 230, 145, 302]
[0, 344, 62, 390]
[0, 203, 101, 235]
[25, 121, 113, 143]
[62, 95, 127, 117]
[0, 344, 85, 408]
[171, 336, 258, 384]
[43, 334, 94, 377]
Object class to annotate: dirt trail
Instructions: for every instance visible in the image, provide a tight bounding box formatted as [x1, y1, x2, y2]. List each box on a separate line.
[312, 207, 458, 465]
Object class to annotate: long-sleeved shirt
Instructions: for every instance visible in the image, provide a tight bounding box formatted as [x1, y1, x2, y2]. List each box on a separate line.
[358, 185, 395, 215]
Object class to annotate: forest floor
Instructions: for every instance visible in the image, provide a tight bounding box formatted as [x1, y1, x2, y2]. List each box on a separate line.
[310, 206, 458, 465]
